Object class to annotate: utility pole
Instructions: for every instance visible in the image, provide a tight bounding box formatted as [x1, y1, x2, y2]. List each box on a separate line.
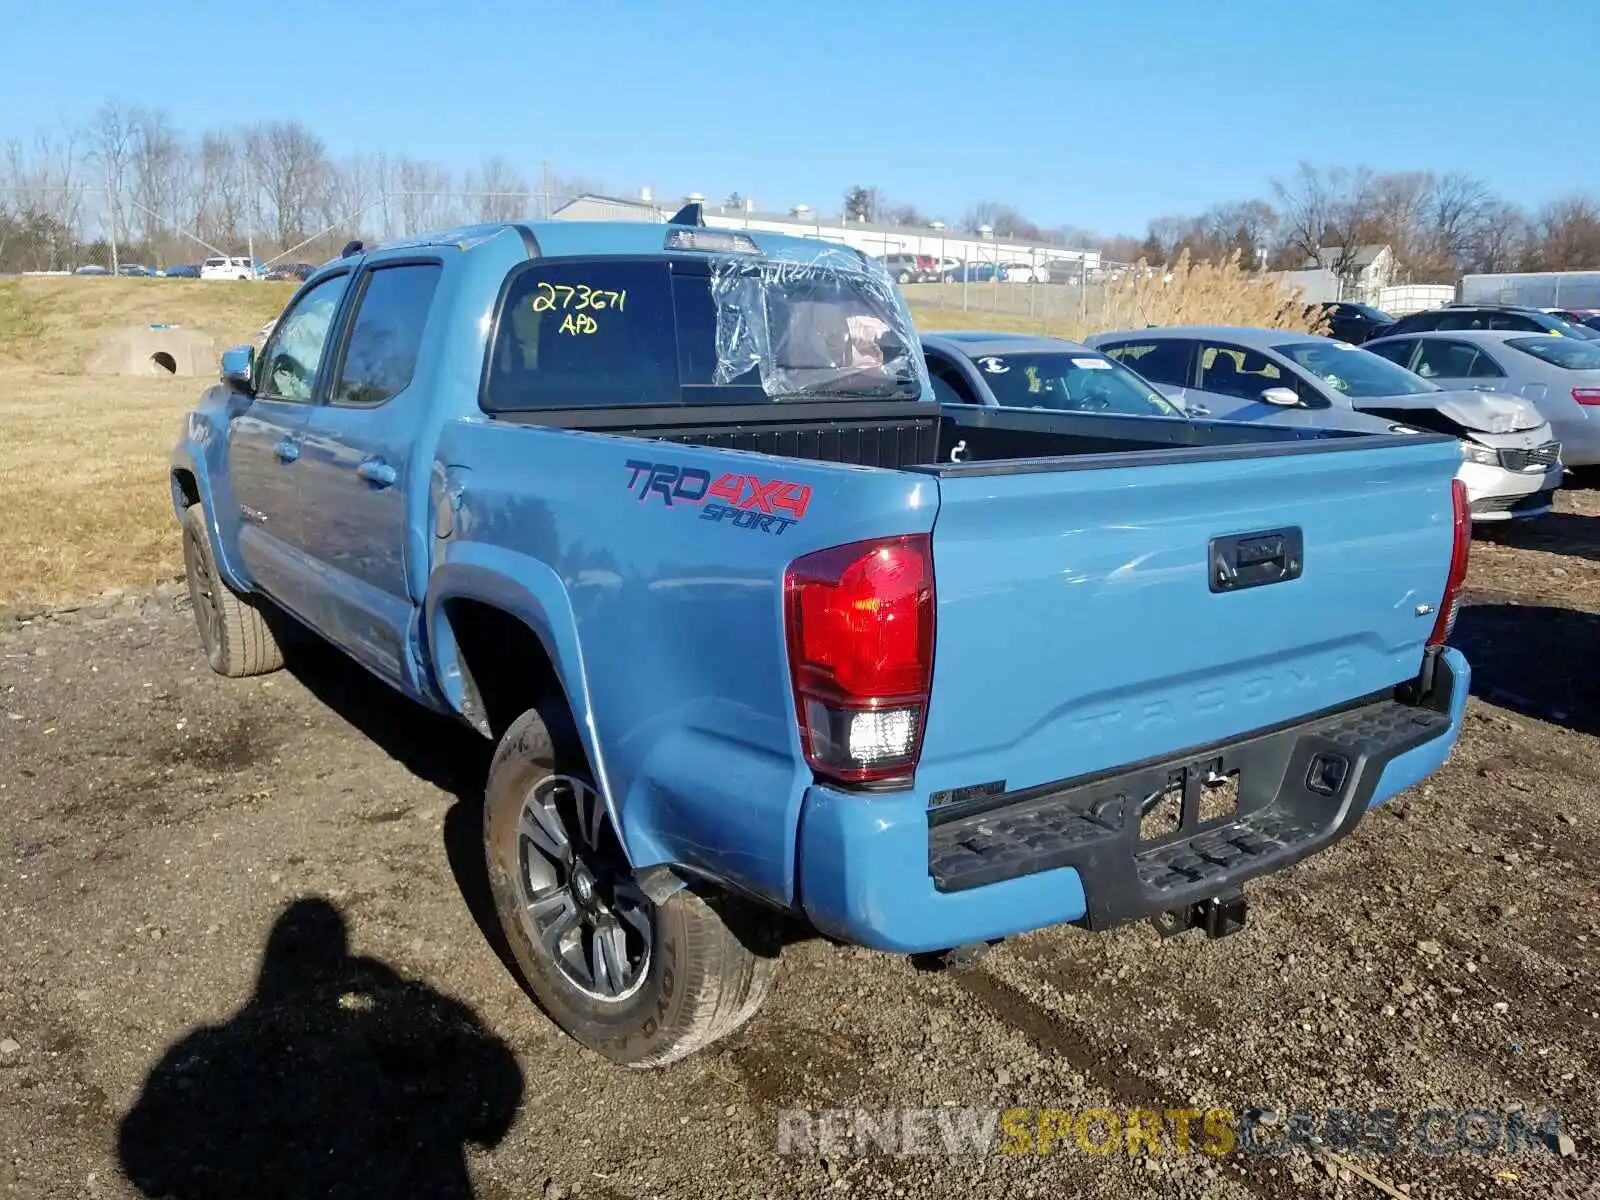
[243, 156, 255, 270]
[104, 160, 119, 274]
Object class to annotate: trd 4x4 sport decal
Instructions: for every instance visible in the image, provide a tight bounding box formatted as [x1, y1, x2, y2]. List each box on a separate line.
[623, 459, 812, 536]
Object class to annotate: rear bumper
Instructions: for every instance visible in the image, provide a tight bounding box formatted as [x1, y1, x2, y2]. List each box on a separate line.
[796, 648, 1469, 954]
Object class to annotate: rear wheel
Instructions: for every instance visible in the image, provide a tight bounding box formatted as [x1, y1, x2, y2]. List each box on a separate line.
[484, 706, 779, 1067]
[181, 503, 283, 678]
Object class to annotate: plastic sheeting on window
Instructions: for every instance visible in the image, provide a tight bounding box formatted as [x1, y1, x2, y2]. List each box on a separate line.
[709, 247, 929, 401]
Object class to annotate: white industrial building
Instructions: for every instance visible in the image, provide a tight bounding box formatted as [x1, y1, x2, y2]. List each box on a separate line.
[551, 192, 1100, 275]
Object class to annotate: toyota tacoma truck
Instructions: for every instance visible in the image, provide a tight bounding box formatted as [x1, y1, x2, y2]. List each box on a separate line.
[170, 211, 1472, 1067]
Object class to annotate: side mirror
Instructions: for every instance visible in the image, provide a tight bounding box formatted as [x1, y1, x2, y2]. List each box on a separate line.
[220, 344, 255, 393]
[1260, 386, 1301, 407]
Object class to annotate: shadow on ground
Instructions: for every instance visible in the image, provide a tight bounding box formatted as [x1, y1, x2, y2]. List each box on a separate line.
[118, 897, 524, 1199]
[1452, 601, 1600, 735]
[1475, 509, 1600, 564]
[280, 639, 523, 989]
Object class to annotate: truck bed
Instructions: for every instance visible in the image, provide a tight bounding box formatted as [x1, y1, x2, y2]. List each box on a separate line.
[493, 400, 1365, 472]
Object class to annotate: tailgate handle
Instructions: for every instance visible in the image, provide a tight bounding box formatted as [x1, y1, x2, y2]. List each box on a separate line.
[1210, 528, 1302, 593]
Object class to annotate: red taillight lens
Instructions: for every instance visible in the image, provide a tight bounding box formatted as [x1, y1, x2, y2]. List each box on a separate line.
[1428, 478, 1471, 647]
[1572, 388, 1600, 406]
[784, 535, 934, 786]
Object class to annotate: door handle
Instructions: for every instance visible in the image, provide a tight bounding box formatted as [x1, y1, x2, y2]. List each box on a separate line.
[273, 439, 300, 463]
[1186, 403, 1211, 417]
[356, 458, 397, 487]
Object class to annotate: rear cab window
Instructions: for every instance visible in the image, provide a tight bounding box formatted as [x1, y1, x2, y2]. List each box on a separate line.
[482, 249, 924, 412]
[1507, 336, 1600, 369]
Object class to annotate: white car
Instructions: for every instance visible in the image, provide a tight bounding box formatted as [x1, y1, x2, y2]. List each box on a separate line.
[999, 262, 1049, 283]
[200, 256, 261, 281]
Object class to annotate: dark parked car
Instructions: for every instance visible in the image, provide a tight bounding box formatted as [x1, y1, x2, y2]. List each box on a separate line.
[265, 262, 316, 282]
[1384, 304, 1600, 342]
[1545, 307, 1600, 332]
[163, 264, 201, 279]
[1313, 302, 1395, 344]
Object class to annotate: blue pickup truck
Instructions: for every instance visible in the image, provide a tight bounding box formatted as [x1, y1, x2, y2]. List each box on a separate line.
[170, 213, 1472, 1066]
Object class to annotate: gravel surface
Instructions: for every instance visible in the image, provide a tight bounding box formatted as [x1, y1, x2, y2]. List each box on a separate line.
[3, 496, 1599, 1199]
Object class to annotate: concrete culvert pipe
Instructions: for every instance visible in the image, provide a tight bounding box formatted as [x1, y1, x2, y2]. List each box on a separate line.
[86, 326, 216, 377]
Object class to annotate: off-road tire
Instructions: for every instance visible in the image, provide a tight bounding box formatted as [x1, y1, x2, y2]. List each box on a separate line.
[484, 706, 780, 1067]
[181, 503, 283, 678]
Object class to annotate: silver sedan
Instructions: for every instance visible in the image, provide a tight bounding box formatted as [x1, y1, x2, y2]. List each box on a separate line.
[1365, 329, 1600, 468]
[1084, 325, 1562, 521]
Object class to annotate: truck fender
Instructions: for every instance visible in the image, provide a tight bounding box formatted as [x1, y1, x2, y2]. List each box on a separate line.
[170, 431, 251, 594]
[424, 551, 626, 856]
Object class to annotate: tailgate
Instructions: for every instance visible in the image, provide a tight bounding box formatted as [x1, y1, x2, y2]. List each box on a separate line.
[915, 437, 1462, 798]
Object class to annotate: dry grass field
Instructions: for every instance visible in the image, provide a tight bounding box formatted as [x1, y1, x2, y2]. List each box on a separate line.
[0, 278, 295, 607]
[0, 262, 1316, 608]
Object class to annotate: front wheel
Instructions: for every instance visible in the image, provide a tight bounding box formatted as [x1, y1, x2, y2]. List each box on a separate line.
[181, 503, 283, 677]
[484, 706, 780, 1067]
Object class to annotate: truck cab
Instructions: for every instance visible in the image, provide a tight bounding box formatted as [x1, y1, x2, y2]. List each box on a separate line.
[171, 216, 1472, 1067]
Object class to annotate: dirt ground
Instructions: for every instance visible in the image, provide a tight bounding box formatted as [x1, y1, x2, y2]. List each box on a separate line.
[2, 495, 1599, 1199]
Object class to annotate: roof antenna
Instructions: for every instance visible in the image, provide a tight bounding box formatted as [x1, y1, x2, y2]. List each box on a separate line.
[668, 201, 705, 227]
[340, 239, 365, 258]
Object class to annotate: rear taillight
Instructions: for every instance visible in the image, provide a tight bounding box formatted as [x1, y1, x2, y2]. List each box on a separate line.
[1428, 478, 1471, 647]
[1572, 388, 1600, 406]
[784, 535, 934, 786]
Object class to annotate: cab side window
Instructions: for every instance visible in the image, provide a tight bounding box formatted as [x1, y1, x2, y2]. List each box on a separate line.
[1366, 339, 1416, 368]
[1413, 340, 1505, 379]
[1199, 343, 1280, 398]
[1100, 340, 1192, 387]
[256, 273, 349, 402]
[331, 263, 444, 406]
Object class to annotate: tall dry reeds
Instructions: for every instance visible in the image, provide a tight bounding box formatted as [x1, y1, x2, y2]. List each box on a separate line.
[1096, 250, 1328, 337]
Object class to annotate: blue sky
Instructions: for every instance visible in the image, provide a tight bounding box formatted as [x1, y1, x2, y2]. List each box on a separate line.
[7, 0, 1598, 233]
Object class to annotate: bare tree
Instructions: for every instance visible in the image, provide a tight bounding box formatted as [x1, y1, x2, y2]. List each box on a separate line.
[391, 156, 459, 235]
[1527, 196, 1600, 271]
[1425, 171, 1492, 271]
[85, 100, 143, 261]
[961, 199, 1044, 239]
[1271, 163, 1377, 281]
[246, 121, 330, 249]
[467, 156, 530, 222]
[322, 153, 384, 244]
[129, 108, 186, 262]
[1466, 201, 1527, 274]
[4, 126, 88, 270]
[193, 130, 247, 251]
